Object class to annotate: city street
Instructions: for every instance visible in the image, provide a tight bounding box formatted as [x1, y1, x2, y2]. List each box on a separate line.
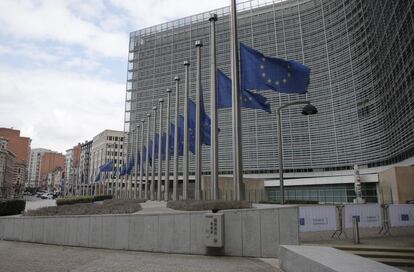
[0, 241, 279, 272]
[25, 199, 56, 212]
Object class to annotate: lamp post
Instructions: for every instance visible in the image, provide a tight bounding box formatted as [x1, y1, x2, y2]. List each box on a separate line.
[277, 101, 317, 204]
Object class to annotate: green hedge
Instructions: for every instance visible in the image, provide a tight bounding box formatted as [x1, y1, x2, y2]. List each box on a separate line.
[259, 200, 319, 205]
[0, 199, 26, 216]
[93, 195, 113, 201]
[167, 200, 251, 211]
[56, 196, 95, 206]
[56, 195, 114, 206]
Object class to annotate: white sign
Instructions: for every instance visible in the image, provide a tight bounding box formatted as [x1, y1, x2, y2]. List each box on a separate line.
[389, 204, 414, 227]
[299, 206, 337, 232]
[344, 204, 382, 228]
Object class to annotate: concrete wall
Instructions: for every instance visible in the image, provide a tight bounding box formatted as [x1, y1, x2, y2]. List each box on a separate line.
[379, 166, 414, 204]
[0, 206, 298, 257]
[280, 245, 404, 272]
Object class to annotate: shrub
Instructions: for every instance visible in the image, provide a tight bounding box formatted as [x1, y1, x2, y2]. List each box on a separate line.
[167, 200, 251, 211]
[25, 199, 143, 216]
[0, 199, 26, 216]
[56, 196, 95, 206]
[93, 195, 113, 202]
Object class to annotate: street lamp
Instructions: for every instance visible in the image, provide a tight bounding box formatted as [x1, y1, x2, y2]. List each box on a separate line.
[277, 101, 317, 204]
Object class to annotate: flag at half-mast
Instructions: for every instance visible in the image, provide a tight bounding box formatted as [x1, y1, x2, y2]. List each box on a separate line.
[217, 69, 271, 113]
[240, 43, 310, 94]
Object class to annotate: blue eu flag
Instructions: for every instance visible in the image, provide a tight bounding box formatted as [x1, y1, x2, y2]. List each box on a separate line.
[136, 151, 141, 173]
[169, 123, 184, 156]
[154, 134, 159, 159]
[148, 140, 153, 166]
[240, 43, 310, 94]
[217, 69, 271, 113]
[188, 98, 211, 146]
[179, 115, 196, 154]
[95, 171, 101, 182]
[142, 146, 147, 161]
[125, 157, 134, 175]
[99, 160, 114, 172]
[161, 133, 167, 160]
[119, 163, 127, 176]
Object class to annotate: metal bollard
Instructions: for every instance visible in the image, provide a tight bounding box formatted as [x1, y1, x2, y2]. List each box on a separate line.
[352, 216, 360, 244]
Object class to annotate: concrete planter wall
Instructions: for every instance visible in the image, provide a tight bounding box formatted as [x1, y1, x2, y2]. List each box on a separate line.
[0, 206, 298, 257]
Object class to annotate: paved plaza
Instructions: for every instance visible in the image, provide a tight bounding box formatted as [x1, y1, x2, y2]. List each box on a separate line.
[0, 241, 279, 272]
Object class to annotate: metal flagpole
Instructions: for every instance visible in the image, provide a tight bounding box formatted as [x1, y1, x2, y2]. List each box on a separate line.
[97, 148, 104, 195]
[91, 151, 95, 196]
[173, 76, 180, 201]
[151, 106, 157, 200]
[126, 136, 131, 198]
[121, 136, 126, 198]
[157, 98, 164, 201]
[209, 14, 219, 200]
[165, 88, 172, 201]
[104, 140, 108, 195]
[105, 144, 110, 195]
[94, 149, 99, 196]
[195, 40, 203, 201]
[182, 61, 190, 200]
[230, 0, 244, 201]
[139, 119, 145, 198]
[134, 124, 140, 198]
[115, 136, 121, 198]
[93, 150, 97, 196]
[107, 143, 113, 196]
[144, 113, 151, 200]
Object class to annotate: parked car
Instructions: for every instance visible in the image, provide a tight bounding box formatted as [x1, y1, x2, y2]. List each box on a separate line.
[36, 191, 45, 198]
[40, 193, 54, 199]
[52, 192, 60, 199]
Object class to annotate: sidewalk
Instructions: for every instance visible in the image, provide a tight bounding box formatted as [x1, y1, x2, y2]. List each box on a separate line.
[0, 241, 280, 272]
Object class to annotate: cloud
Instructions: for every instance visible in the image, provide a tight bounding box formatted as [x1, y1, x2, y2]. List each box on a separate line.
[0, 67, 124, 152]
[110, 0, 228, 29]
[0, 0, 128, 59]
[0, 0, 229, 154]
[0, 43, 60, 63]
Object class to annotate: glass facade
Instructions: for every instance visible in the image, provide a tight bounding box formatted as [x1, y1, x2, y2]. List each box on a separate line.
[125, 0, 414, 175]
[266, 183, 378, 204]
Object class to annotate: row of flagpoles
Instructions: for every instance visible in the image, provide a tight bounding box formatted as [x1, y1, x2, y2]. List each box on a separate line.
[89, 0, 311, 201]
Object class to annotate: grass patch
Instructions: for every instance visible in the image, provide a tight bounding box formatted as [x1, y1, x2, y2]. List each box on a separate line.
[167, 200, 251, 211]
[25, 199, 145, 216]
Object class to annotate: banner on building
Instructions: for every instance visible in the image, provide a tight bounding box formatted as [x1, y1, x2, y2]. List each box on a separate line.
[299, 206, 337, 232]
[344, 204, 382, 228]
[389, 204, 414, 227]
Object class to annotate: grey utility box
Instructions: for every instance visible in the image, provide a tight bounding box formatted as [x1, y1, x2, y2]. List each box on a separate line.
[204, 213, 224, 247]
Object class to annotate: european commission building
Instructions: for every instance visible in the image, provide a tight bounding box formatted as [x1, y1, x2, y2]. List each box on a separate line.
[124, 0, 414, 203]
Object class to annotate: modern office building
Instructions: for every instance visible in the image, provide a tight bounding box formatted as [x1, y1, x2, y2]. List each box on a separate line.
[78, 140, 93, 193]
[89, 130, 126, 192]
[28, 148, 54, 188]
[125, 0, 414, 202]
[64, 144, 83, 195]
